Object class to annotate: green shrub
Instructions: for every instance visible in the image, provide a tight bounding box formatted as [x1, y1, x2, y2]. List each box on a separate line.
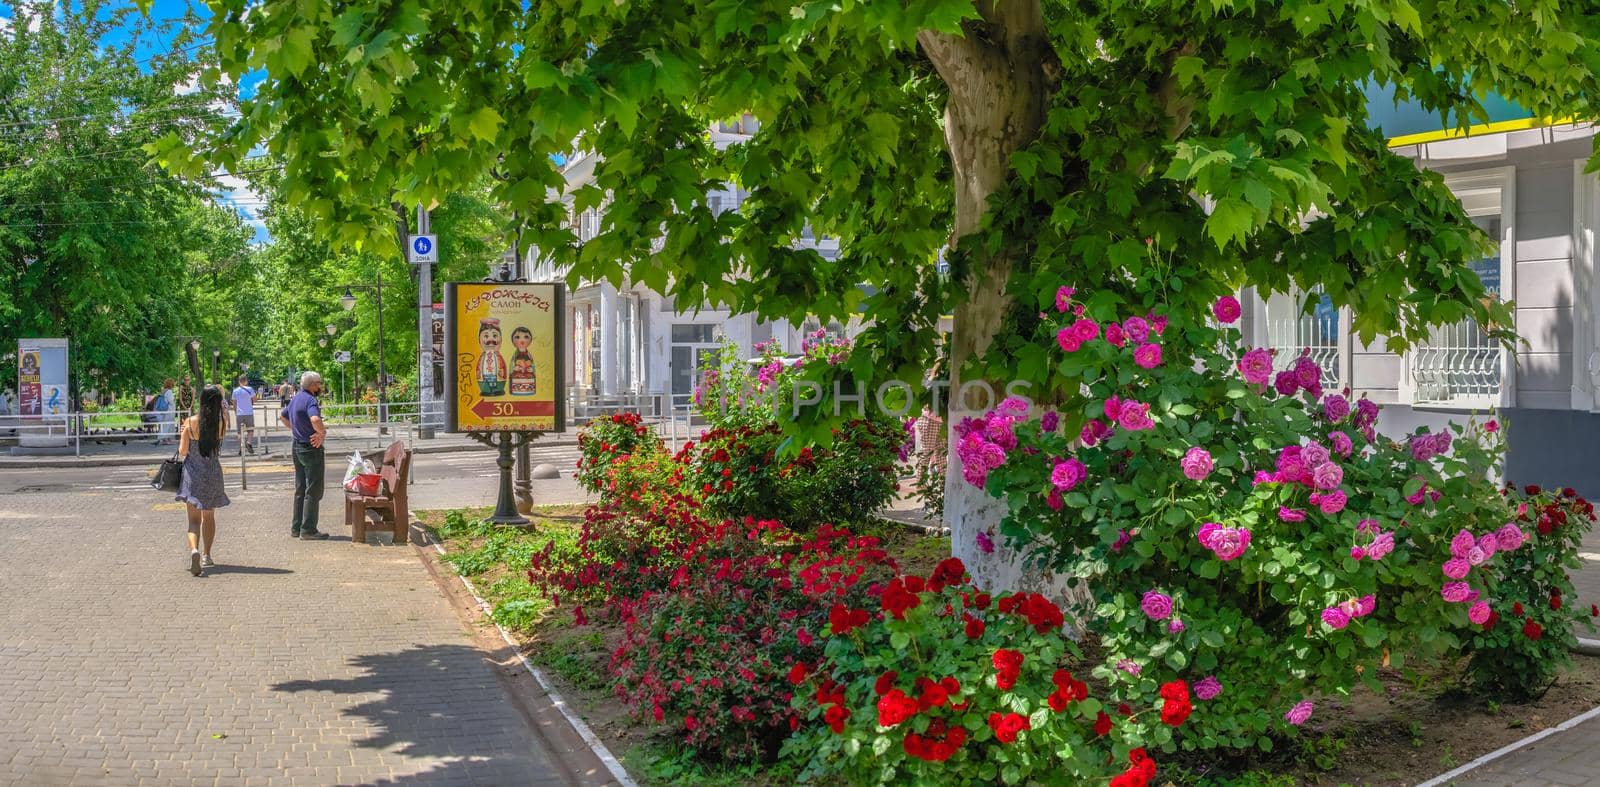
[576, 411, 665, 492]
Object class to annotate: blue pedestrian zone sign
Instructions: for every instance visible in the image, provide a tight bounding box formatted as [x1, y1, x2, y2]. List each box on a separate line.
[409, 233, 438, 264]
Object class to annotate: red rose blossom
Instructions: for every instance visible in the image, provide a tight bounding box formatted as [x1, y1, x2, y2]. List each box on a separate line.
[876, 689, 919, 727]
[1093, 710, 1113, 736]
[787, 662, 808, 686]
[874, 670, 899, 697]
[987, 711, 1030, 744]
[1158, 680, 1192, 726]
[1523, 620, 1544, 640]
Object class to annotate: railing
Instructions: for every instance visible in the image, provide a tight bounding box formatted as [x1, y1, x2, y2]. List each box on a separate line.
[1409, 319, 1503, 405]
[1266, 293, 1341, 391]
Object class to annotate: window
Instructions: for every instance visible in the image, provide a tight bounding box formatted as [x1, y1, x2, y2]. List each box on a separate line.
[1264, 288, 1342, 391]
[1405, 169, 1514, 406]
[671, 324, 716, 344]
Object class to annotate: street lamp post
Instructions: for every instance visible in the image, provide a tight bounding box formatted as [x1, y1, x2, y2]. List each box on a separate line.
[336, 270, 388, 431]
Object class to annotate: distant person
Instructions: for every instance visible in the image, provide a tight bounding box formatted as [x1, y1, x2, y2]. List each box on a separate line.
[278, 380, 295, 409]
[155, 378, 177, 445]
[176, 375, 196, 419]
[231, 375, 258, 454]
[177, 385, 231, 576]
[282, 371, 329, 540]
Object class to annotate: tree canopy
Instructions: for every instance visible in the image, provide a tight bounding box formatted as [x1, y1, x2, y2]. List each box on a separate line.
[169, 1, 1600, 401]
[0, 0, 255, 394]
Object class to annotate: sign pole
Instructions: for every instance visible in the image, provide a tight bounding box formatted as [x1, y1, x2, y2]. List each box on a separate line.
[415, 206, 435, 438]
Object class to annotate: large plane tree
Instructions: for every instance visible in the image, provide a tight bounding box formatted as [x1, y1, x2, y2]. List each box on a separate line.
[163, 0, 1600, 588]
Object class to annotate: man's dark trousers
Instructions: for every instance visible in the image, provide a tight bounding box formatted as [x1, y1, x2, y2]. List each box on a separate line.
[292, 442, 325, 535]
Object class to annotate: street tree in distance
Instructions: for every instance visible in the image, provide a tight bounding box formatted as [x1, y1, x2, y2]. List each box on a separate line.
[164, 1, 1600, 589]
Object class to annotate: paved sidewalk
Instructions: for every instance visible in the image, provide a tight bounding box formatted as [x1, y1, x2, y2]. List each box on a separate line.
[0, 473, 586, 784]
[0, 430, 577, 468]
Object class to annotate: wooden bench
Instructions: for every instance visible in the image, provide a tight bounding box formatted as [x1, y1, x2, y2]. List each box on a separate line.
[345, 441, 412, 545]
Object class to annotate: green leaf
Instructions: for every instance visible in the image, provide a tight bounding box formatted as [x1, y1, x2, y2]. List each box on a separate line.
[1206, 197, 1254, 249]
[466, 107, 504, 144]
[889, 631, 910, 650]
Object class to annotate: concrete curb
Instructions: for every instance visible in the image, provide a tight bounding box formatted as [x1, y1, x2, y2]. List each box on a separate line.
[1415, 701, 1600, 786]
[422, 532, 636, 787]
[0, 439, 578, 469]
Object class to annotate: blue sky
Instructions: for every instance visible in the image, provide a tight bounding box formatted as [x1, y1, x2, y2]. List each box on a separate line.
[1, 0, 271, 241]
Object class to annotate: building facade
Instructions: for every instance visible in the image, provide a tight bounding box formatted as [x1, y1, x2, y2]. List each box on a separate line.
[528, 118, 854, 412]
[1243, 122, 1600, 493]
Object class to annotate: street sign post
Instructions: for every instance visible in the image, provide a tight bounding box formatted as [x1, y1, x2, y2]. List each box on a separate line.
[443, 279, 565, 525]
[407, 233, 438, 265]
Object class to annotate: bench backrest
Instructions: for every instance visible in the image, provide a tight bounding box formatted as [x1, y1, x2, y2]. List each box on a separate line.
[378, 440, 410, 499]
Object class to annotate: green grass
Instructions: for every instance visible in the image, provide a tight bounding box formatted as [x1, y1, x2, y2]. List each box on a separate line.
[430, 508, 581, 636]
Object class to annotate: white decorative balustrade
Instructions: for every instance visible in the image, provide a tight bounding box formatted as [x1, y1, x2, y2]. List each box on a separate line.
[1266, 302, 1342, 391]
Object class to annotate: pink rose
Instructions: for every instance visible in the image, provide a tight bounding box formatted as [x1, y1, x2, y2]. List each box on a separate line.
[1329, 431, 1353, 457]
[1055, 286, 1075, 313]
[1441, 558, 1470, 580]
[1449, 529, 1475, 559]
[1312, 462, 1343, 491]
[1317, 490, 1347, 515]
[1050, 457, 1087, 492]
[1468, 601, 1492, 625]
[1117, 400, 1154, 431]
[1440, 582, 1475, 603]
[1321, 607, 1350, 629]
[1238, 347, 1274, 386]
[1180, 447, 1214, 481]
[1123, 316, 1150, 343]
[1071, 318, 1100, 343]
[1133, 342, 1162, 369]
[1279, 507, 1306, 523]
[1056, 327, 1082, 352]
[1104, 321, 1126, 347]
[1213, 295, 1242, 323]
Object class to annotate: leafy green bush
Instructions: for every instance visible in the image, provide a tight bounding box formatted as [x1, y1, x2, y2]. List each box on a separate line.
[679, 418, 902, 530]
[1465, 487, 1597, 698]
[955, 284, 1595, 754]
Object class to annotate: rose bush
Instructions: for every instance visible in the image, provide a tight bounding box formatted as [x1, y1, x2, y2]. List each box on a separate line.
[785, 556, 1160, 785]
[957, 284, 1596, 752]
[576, 411, 667, 493]
[1465, 486, 1597, 698]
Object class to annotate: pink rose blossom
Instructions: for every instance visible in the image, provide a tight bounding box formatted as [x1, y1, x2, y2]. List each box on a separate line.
[1206, 527, 1251, 561]
[1111, 529, 1132, 552]
[1151, 314, 1169, 334]
[1196, 522, 1222, 549]
[1317, 490, 1348, 514]
[1133, 342, 1162, 369]
[1213, 295, 1242, 323]
[1055, 286, 1075, 313]
[1274, 370, 1299, 396]
[1046, 488, 1063, 510]
[1079, 419, 1109, 447]
[1123, 316, 1150, 343]
[1071, 318, 1100, 343]
[1104, 321, 1126, 347]
[1441, 558, 1471, 580]
[1279, 507, 1306, 523]
[1356, 595, 1376, 617]
[976, 530, 995, 554]
[1050, 458, 1087, 491]
[1330, 431, 1354, 457]
[1117, 400, 1155, 431]
[1356, 519, 1379, 535]
[1117, 659, 1141, 676]
[1167, 620, 1186, 634]
[1057, 327, 1082, 352]
[1285, 700, 1315, 726]
[1350, 545, 1367, 560]
[1300, 443, 1331, 469]
[1484, 419, 1499, 433]
[1466, 546, 1489, 567]
[1477, 532, 1498, 555]
[1468, 601, 1492, 625]
[1193, 676, 1222, 700]
[1312, 462, 1344, 491]
[1366, 531, 1394, 561]
[1238, 348, 1274, 386]
[1103, 396, 1122, 421]
[1449, 529, 1475, 559]
[1181, 447, 1214, 480]
[1293, 356, 1322, 391]
[1495, 523, 1525, 551]
[1040, 410, 1059, 433]
[1322, 394, 1350, 422]
[1140, 591, 1174, 621]
[1321, 607, 1350, 629]
[1440, 582, 1475, 603]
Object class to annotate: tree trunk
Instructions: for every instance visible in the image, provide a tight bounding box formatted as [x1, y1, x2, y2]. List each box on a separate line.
[918, 2, 1078, 598]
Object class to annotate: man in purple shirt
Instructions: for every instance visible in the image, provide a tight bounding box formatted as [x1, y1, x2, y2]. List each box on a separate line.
[280, 371, 329, 540]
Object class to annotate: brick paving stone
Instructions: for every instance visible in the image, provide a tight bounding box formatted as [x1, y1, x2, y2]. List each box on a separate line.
[0, 474, 572, 786]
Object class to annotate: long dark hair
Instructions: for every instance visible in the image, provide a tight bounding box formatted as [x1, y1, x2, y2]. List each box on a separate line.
[197, 385, 224, 458]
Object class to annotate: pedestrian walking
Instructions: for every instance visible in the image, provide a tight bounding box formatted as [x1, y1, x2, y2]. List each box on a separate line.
[177, 385, 231, 576]
[282, 371, 329, 540]
[155, 378, 177, 445]
[231, 375, 258, 454]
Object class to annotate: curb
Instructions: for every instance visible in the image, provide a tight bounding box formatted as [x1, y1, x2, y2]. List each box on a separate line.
[422, 532, 635, 787]
[0, 439, 578, 469]
[1416, 701, 1600, 786]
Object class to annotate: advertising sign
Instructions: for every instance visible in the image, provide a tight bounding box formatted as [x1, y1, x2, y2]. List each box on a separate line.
[431, 303, 445, 397]
[17, 338, 68, 419]
[444, 283, 564, 433]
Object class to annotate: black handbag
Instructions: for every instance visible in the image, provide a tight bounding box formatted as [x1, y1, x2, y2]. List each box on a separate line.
[152, 452, 183, 492]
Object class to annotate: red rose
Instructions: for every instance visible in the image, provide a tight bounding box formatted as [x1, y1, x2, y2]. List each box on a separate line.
[1513, 602, 1525, 617]
[916, 678, 949, 710]
[823, 703, 850, 734]
[1592, 604, 1598, 617]
[880, 578, 921, 620]
[964, 615, 986, 640]
[1093, 710, 1113, 736]
[986, 711, 1031, 744]
[991, 649, 1024, 690]
[1523, 620, 1544, 640]
[1483, 611, 1500, 629]
[876, 689, 919, 727]
[1551, 595, 1563, 611]
[1118, 702, 1134, 717]
[1110, 747, 1158, 787]
[928, 557, 967, 590]
[684, 714, 698, 731]
[787, 662, 808, 686]
[972, 592, 992, 610]
[1158, 680, 1192, 726]
[874, 671, 899, 696]
[1525, 484, 1542, 495]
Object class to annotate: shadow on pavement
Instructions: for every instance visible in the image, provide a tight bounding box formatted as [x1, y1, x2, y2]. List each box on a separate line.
[201, 564, 293, 576]
[270, 644, 565, 785]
